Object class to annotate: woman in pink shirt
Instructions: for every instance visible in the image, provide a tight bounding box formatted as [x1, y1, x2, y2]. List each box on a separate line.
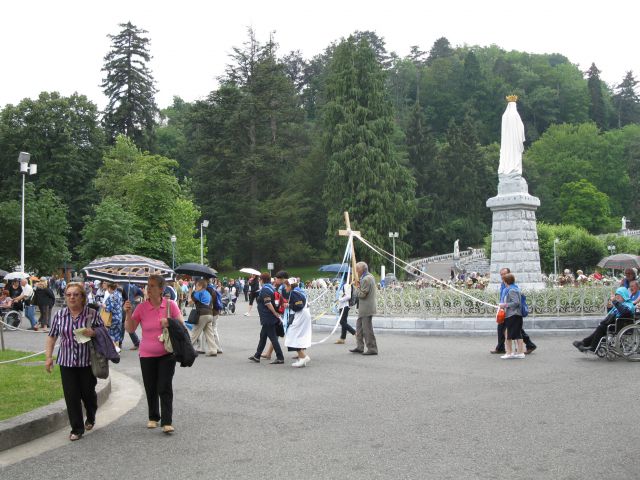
[124, 274, 182, 434]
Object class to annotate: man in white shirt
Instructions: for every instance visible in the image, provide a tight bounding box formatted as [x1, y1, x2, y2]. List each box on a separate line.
[14, 278, 37, 330]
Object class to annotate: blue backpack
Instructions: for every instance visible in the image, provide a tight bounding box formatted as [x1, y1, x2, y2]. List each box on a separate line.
[519, 290, 529, 317]
[206, 285, 224, 312]
[508, 286, 529, 317]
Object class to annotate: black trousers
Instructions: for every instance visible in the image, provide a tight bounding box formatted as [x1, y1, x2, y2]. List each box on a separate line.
[339, 306, 356, 339]
[496, 322, 536, 351]
[582, 315, 631, 350]
[140, 354, 176, 426]
[255, 324, 284, 360]
[60, 366, 97, 435]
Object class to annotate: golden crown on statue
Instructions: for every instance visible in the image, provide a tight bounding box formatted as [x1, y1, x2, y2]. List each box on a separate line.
[506, 94, 518, 102]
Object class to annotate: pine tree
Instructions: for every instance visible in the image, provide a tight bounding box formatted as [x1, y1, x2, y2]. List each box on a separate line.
[101, 22, 158, 150]
[614, 71, 640, 127]
[405, 101, 438, 255]
[586, 63, 607, 129]
[322, 36, 416, 270]
[426, 37, 453, 66]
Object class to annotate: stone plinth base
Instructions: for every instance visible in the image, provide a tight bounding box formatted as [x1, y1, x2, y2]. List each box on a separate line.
[486, 175, 545, 290]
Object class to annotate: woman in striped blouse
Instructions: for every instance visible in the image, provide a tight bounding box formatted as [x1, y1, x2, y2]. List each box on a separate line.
[45, 282, 103, 441]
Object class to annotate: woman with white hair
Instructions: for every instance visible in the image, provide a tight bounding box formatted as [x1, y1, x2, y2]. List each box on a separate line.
[284, 277, 313, 367]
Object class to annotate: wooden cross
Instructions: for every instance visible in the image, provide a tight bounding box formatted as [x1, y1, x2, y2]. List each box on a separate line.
[338, 211, 360, 283]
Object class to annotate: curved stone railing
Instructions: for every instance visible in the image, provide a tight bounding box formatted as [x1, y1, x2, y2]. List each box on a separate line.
[307, 286, 611, 318]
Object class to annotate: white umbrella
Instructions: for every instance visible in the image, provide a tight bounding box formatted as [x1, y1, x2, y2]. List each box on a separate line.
[4, 271, 30, 280]
[239, 267, 261, 276]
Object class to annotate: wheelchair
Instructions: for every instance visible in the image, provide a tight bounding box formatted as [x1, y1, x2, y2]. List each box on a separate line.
[220, 296, 236, 315]
[0, 307, 23, 330]
[593, 316, 640, 361]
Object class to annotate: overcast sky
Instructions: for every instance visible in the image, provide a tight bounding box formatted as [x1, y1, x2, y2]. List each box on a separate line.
[3, 0, 639, 110]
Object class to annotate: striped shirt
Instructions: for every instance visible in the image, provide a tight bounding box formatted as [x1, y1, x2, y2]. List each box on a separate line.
[48, 306, 103, 367]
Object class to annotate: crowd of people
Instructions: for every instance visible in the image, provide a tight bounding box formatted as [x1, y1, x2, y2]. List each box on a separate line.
[4, 261, 638, 443]
[35, 262, 380, 442]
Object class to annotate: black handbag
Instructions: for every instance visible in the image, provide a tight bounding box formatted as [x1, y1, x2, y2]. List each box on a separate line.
[187, 308, 199, 325]
[275, 320, 285, 337]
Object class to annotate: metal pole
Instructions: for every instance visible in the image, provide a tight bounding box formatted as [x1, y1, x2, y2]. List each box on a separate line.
[200, 223, 204, 265]
[393, 236, 396, 277]
[553, 241, 557, 279]
[172, 241, 175, 269]
[20, 173, 25, 272]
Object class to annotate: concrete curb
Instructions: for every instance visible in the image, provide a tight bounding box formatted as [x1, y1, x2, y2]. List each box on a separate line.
[0, 375, 111, 452]
[313, 314, 601, 337]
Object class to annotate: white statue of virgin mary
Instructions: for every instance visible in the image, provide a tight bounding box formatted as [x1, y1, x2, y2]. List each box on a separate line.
[498, 96, 525, 176]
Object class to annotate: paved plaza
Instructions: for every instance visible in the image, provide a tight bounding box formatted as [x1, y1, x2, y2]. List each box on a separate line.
[1, 300, 640, 479]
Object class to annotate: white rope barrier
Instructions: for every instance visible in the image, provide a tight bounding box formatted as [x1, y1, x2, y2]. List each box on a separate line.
[0, 350, 47, 365]
[0, 317, 48, 333]
[353, 233, 500, 310]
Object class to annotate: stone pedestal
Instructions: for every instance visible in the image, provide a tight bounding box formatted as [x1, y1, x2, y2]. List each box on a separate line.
[486, 174, 545, 290]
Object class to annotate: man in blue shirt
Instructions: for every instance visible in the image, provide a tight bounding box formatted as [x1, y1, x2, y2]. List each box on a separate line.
[490, 267, 537, 355]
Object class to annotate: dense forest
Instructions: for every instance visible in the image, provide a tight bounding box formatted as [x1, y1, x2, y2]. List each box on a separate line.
[1, 23, 639, 274]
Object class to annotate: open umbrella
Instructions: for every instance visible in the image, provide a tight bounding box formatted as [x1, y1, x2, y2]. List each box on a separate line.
[83, 254, 174, 284]
[4, 271, 29, 281]
[597, 254, 640, 270]
[0, 269, 8, 278]
[318, 263, 350, 273]
[239, 267, 261, 276]
[175, 263, 218, 278]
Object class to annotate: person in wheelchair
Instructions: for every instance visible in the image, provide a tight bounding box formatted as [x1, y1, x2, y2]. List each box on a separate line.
[573, 286, 635, 353]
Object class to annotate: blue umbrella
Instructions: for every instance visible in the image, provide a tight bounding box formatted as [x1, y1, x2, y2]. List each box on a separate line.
[318, 263, 349, 273]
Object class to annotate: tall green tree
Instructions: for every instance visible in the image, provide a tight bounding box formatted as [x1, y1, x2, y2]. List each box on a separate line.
[0, 184, 70, 273]
[101, 22, 158, 150]
[586, 63, 608, 129]
[76, 197, 143, 265]
[0, 92, 105, 248]
[613, 71, 640, 128]
[92, 136, 202, 265]
[189, 30, 311, 268]
[322, 35, 416, 269]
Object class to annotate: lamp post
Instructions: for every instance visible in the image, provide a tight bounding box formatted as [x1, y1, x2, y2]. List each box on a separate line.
[388, 232, 399, 278]
[170, 235, 177, 269]
[607, 244, 616, 276]
[200, 220, 209, 265]
[18, 152, 37, 273]
[553, 238, 559, 280]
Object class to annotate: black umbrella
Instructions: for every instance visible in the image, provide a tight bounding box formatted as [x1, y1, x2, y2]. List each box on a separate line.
[83, 254, 174, 284]
[174, 263, 218, 278]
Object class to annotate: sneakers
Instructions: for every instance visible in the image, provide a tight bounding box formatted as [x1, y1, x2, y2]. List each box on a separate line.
[513, 353, 526, 359]
[248, 355, 260, 363]
[500, 353, 514, 359]
[334, 339, 345, 344]
[270, 359, 284, 364]
[244, 312, 250, 317]
[147, 420, 158, 429]
[115, 346, 121, 353]
[292, 356, 310, 367]
[162, 425, 175, 434]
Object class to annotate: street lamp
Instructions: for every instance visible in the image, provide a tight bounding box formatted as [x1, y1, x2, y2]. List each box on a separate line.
[553, 238, 559, 280]
[18, 152, 37, 273]
[170, 235, 177, 269]
[388, 231, 399, 277]
[607, 244, 616, 276]
[200, 220, 209, 265]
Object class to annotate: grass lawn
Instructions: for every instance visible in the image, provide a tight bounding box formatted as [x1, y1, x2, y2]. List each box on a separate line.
[0, 349, 63, 421]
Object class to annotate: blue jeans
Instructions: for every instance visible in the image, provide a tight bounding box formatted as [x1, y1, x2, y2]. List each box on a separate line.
[25, 305, 37, 328]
